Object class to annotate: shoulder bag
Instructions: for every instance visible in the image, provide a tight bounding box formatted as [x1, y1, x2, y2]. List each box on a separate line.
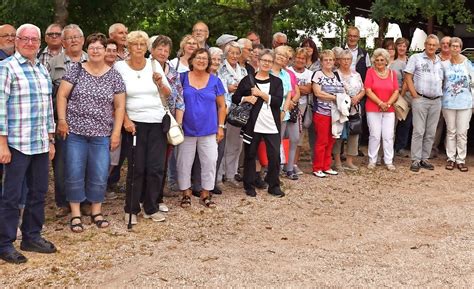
[227, 73, 256, 127]
[151, 59, 184, 146]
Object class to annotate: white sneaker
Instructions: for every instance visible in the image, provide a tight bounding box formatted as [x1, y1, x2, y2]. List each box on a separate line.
[312, 171, 327, 178]
[386, 164, 396, 171]
[124, 213, 137, 225]
[324, 169, 338, 175]
[226, 178, 242, 188]
[367, 163, 376, 170]
[143, 212, 166, 222]
[158, 203, 169, 212]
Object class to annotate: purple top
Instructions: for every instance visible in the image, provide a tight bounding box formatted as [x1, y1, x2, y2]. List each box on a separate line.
[63, 63, 125, 137]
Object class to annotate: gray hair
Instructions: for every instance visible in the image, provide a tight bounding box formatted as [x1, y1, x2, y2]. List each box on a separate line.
[237, 38, 251, 47]
[224, 41, 242, 56]
[424, 34, 439, 45]
[62, 24, 83, 38]
[339, 49, 352, 59]
[45, 23, 62, 34]
[273, 32, 287, 42]
[371, 48, 390, 65]
[332, 46, 344, 59]
[259, 48, 275, 61]
[209, 47, 223, 57]
[450, 37, 463, 49]
[16, 23, 41, 38]
[108, 23, 126, 36]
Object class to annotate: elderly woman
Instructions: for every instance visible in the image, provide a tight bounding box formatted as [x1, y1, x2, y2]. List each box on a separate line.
[391, 37, 412, 157]
[169, 34, 199, 73]
[105, 38, 118, 67]
[301, 38, 320, 72]
[233, 49, 285, 197]
[114, 31, 171, 224]
[209, 47, 224, 75]
[441, 37, 473, 172]
[333, 49, 365, 171]
[311, 50, 344, 177]
[150, 35, 185, 207]
[219, 41, 248, 188]
[365, 48, 399, 170]
[57, 33, 126, 232]
[178, 48, 226, 207]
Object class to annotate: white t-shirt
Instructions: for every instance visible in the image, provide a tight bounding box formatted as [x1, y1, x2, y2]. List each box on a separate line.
[288, 66, 313, 105]
[253, 82, 278, 134]
[169, 57, 190, 74]
[114, 58, 171, 123]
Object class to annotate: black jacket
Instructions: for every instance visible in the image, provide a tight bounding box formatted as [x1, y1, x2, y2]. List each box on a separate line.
[232, 74, 283, 144]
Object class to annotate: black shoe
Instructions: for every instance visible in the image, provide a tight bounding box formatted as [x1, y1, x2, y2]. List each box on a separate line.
[210, 185, 222, 195]
[420, 160, 434, 170]
[234, 173, 243, 182]
[245, 188, 257, 197]
[410, 161, 420, 172]
[0, 249, 27, 264]
[254, 172, 268, 189]
[20, 237, 57, 254]
[268, 187, 285, 198]
[192, 190, 200, 198]
[358, 150, 365, 157]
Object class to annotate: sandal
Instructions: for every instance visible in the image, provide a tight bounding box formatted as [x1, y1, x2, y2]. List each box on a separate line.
[200, 196, 216, 208]
[458, 163, 468, 172]
[90, 213, 109, 229]
[445, 161, 455, 170]
[180, 195, 191, 208]
[69, 216, 84, 233]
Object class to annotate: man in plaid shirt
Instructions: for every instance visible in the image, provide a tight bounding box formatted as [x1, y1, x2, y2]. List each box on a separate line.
[0, 23, 56, 264]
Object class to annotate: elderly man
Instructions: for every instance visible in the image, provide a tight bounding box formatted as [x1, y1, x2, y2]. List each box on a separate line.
[431, 35, 452, 158]
[38, 23, 63, 66]
[0, 23, 56, 264]
[405, 34, 444, 172]
[237, 38, 254, 75]
[192, 21, 209, 49]
[246, 31, 260, 45]
[272, 32, 287, 48]
[48, 24, 88, 218]
[0, 24, 16, 60]
[108, 23, 128, 60]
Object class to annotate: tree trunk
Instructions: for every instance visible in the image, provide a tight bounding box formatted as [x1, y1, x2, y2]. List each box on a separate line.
[376, 18, 388, 48]
[254, 9, 275, 48]
[54, 0, 69, 27]
[426, 16, 434, 35]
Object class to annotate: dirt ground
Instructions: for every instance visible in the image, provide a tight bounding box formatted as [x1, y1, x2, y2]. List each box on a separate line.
[0, 148, 473, 287]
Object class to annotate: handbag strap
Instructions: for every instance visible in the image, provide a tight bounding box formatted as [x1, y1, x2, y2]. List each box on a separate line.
[151, 58, 171, 112]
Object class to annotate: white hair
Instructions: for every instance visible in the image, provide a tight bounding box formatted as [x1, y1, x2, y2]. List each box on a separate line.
[273, 32, 287, 41]
[224, 41, 242, 56]
[45, 23, 62, 34]
[109, 23, 126, 36]
[62, 24, 83, 38]
[16, 23, 41, 38]
[237, 38, 251, 47]
[209, 47, 223, 57]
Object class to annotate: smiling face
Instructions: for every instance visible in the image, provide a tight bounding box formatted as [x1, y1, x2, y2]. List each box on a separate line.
[396, 42, 407, 58]
[374, 55, 387, 70]
[258, 53, 274, 73]
[450, 41, 461, 57]
[184, 37, 198, 56]
[192, 22, 208, 45]
[86, 40, 106, 63]
[226, 46, 241, 66]
[62, 28, 84, 55]
[15, 26, 41, 62]
[210, 52, 222, 73]
[45, 25, 62, 49]
[0, 24, 16, 52]
[440, 36, 451, 54]
[191, 51, 209, 72]
[104, 43, 117, 66]
[424, 37, 439, 57]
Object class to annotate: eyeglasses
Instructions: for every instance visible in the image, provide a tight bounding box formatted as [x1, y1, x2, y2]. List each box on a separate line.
[0, 33, 16, 39]
[88, 46, 105, 51]
[260, 59, 273, 64]
[348, 34, 359, 38]
[106, 48, 117, 53]
[129, 42, 146, 47]
[63, 35, 83, 42]
[192, 29, 208, 33]
[228, 51, 241, 57]
[374, 59, 386, 62]
[46, 32, 61, 38]
[276, 53, 288, 59]
[17, 36, 40, 44]
[195, 56, 208, 61]
[322, 58, 334, 62]
[186, 41, 198, 46]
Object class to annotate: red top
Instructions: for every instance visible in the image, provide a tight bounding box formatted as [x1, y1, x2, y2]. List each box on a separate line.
[364, 68, 398, 113]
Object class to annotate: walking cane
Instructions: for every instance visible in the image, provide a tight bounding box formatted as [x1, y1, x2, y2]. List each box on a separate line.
[127, 133, 137, 230]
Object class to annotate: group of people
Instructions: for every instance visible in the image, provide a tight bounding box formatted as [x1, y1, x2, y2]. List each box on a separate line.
[0, 20, 472, 264]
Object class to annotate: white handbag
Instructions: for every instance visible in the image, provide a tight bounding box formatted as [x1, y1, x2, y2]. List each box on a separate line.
[151, 59, 184, 145]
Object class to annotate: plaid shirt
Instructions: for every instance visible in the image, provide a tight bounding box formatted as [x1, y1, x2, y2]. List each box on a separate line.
[0, 52, 55, 155]
[37, 46, 64, 67]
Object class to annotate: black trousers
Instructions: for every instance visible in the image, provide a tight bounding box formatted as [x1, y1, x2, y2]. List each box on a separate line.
[125, 122, 167, 215]
[243, 133, 280, 191]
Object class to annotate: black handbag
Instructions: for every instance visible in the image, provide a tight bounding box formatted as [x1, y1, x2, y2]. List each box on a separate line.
[226, 73, 256, 127]
[288, 106, 299, 123]
[348, 106, 362, 135]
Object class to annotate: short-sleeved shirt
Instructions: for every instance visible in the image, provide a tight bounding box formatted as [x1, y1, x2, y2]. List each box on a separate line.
[218, 60, 248, 107]
[270, 69, 292, 120]
[181, 72, 225, 137]
[63, 63, 126, 137]
[364, 68, 398, 113]
[441, 59, 473, 109]
[288, 66, 313, 105]
[311, 70, 345, 116]
[336, 69, 363, 114]
[404, 52, 443, 97]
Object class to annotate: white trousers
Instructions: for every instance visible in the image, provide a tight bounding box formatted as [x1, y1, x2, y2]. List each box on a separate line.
[442, 108, 472, 164]
[367, 112, 395, 165]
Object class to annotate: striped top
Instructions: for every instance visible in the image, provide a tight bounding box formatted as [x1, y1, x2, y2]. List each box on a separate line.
[0, 52, 55, 155]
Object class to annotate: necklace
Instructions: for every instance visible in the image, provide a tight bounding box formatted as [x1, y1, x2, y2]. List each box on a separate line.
[128, 59, 146, 79]
[375, 68, 388, 78]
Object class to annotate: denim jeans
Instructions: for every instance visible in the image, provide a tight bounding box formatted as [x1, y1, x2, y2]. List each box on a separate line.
[65, 133, 110, 203]
[0, 148, 49, 253]
[53, 136, 68, 207]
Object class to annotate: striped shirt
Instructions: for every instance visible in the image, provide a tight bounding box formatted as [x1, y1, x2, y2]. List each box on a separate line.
[404, 52, 443, 98]
[0, 52, 55, 155]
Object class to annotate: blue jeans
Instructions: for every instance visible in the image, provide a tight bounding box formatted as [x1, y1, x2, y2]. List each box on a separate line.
[0, 148, 49, 253]
[53, 136, 68, 207]
[65, 133, 110, 203]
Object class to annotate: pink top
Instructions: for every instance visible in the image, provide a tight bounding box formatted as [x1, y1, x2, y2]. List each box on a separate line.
[364, 68, 398, 113]
[286, 68, 298, 98]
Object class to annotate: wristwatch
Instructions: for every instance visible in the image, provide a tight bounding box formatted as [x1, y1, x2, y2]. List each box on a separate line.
[49, 138, 56, 145]
[218, 124, 225, 129]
